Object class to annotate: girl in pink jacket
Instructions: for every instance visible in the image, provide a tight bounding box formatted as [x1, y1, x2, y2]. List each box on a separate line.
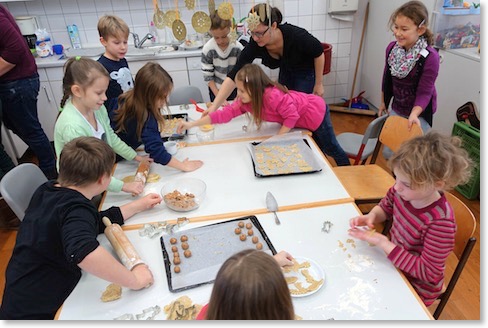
[178, 63, 350, 166]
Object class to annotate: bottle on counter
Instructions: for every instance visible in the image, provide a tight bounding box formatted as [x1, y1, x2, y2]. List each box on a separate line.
[149, 21, 157, 43]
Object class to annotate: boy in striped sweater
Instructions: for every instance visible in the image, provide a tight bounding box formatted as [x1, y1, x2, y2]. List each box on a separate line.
[348, 131, 472, 306]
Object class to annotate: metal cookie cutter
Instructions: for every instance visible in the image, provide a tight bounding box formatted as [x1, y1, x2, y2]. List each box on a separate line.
[321, 220, 333, 233]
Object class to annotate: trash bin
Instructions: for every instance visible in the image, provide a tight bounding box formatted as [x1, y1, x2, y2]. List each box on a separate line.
[321, 43, 332, 75]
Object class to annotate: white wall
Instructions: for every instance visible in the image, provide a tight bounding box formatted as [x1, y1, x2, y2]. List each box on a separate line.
[1, 0, 359, 105]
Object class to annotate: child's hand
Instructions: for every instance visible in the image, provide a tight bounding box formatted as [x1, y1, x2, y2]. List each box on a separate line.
[138, 193, 162, 209]
[177, 158, 203, 172]
[347, 227, 388, 247]
[131, 264, 154, 290]
[408, 112, 421, 130]
[122, 181, 144, 195]
[176, 121, 192, 134]
[135, 155, 153, 163]
[274, 250, 294, 267]
[378, 103, 387, 116]
[349, 213, 375, 230]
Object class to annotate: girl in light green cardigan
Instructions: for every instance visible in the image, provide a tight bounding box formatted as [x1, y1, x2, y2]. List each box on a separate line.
[54, 57, 150, 195]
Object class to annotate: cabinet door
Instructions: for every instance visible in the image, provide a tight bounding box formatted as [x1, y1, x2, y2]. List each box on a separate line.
[186, 57, 210, 103]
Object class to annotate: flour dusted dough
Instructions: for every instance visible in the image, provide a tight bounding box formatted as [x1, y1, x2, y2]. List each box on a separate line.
[101, 283, 122, 302]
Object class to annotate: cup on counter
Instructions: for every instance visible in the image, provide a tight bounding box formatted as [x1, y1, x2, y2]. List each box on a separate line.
[163, 141, 179, 155]
[52, 44, 64, 55]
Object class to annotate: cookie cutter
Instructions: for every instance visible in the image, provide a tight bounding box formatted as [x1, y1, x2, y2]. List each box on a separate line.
[321, 220, 333, 233]
[179, 104, 190, 110]
[138, 218, 189, 238]
[114, 305, 161, 320]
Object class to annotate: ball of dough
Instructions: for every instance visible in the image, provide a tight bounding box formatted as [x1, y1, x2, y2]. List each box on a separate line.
[238, 221, 245, 228]
[174, 266, 181, 273]
[180, 235, 188, 242]
[181, 242, 189, 250]
[235, 227, 242, 234]
[252, 236, 259, 244]
[246, 223, 252, 229]
[247, 229, 254, 236]
[240, 234, 247, 241]
[173, 257, 181, 265]
[170, 237, 177, 244]
[184, 250, 192, 258]
[171, 246, 178, 253]
[256, 242, 263, 250]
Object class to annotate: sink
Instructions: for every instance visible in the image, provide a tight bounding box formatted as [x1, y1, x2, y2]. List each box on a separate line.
[64, 45, 175, 59]
[65, 47, 105, 58]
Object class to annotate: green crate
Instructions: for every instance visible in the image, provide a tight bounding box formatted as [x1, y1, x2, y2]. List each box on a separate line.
[451, 122, 480, 199]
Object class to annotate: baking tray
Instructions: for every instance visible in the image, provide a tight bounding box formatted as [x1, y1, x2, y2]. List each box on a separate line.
[248, 138, 323, 178]
[160, 113, 188, 141]
[160, 216, 276, 293]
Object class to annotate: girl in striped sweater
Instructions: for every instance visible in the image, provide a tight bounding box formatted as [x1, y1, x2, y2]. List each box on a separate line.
[348, 131, 472, 306]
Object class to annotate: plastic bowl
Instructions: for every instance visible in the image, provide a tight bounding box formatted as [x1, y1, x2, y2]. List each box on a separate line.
[161, 178, 206, 212]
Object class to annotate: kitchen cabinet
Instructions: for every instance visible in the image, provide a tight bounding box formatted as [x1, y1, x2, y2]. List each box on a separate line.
[433, 48, 480, 134]
[186, 56, 210, 103]
[1, 68, 58, 163]
[128, 57, 189, 91]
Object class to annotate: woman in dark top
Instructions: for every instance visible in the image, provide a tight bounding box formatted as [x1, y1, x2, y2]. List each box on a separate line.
[206, 3, 325, 114]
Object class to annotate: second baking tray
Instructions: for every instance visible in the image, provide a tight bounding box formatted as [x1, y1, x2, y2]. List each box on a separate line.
[248, 138, 323, 178]
[160, 113, 188, 141]
[160, 216, 276, 292]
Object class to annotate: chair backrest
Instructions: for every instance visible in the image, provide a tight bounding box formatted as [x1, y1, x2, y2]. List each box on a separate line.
[359, 114, 388, 148]
[168, 86, 204, 106]
[433, 191, 477, 319]
[0, 163, 47, 221]
[370, 115, 423, 163]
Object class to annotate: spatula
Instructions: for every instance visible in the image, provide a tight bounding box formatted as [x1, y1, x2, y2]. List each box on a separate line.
[266, 192, 281, 225]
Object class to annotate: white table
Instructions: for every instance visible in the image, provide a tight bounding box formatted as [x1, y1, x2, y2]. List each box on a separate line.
[58, 203, 432, 320]
[101, 134, 353, 226]
[163, 103, 292, 143]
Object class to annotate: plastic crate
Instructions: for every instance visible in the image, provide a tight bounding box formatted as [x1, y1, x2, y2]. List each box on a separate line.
[451, 122, 480, 199]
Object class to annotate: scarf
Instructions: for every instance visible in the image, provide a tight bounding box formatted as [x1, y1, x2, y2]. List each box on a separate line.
[388, 37, 428, 79]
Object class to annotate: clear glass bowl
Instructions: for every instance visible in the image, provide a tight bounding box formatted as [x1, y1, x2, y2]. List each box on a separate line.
[161, 178, 206, 212]
[196, 125, 215, 142]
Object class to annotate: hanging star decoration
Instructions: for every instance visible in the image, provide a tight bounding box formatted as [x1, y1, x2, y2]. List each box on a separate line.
[246, 11, 260, 31]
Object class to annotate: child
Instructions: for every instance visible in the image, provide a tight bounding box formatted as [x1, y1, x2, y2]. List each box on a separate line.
[380, 0, 439, 131]
[177, 63, 350, 166]
[201, 10, 243, 101]
[54, 57, 149, 195]
[114, 62, 203, 172]
[197, 249, 295, 320]
[97, 15, 134, 125]
[348, 131, 472, 306]
[0, 137, 162, 319]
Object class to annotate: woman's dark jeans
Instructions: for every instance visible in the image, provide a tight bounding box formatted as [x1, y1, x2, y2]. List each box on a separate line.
[0, 74, 56, 178]
[312, 106, 350, 166]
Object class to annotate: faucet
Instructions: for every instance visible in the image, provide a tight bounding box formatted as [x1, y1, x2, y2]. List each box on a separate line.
[130, 32, 154, 48]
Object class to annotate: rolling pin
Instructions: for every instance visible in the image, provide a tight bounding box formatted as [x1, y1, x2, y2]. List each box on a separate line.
[132, 160, 151, 196]
[102, 217, 145, 270]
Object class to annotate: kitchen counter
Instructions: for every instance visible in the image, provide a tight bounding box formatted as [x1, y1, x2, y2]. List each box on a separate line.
[35, 47, 202, 68]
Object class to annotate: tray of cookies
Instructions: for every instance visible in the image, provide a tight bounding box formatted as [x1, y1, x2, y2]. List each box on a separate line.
[160, 216, 276, 292]
[159, 113, 188, 141]
[248, 138, 323, 178]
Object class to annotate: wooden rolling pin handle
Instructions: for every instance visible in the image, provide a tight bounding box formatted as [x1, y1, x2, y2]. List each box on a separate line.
[102, 217, 144, 270]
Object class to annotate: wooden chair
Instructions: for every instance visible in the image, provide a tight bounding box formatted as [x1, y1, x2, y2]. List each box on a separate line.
[336, 114, 387, 165]
[334, 116, 423, 204]
[370, 115, 423, 164]
[431, 192, 477, 319]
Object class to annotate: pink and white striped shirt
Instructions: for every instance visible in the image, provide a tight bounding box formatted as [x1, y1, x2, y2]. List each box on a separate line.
[379, 187, 456, 306]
